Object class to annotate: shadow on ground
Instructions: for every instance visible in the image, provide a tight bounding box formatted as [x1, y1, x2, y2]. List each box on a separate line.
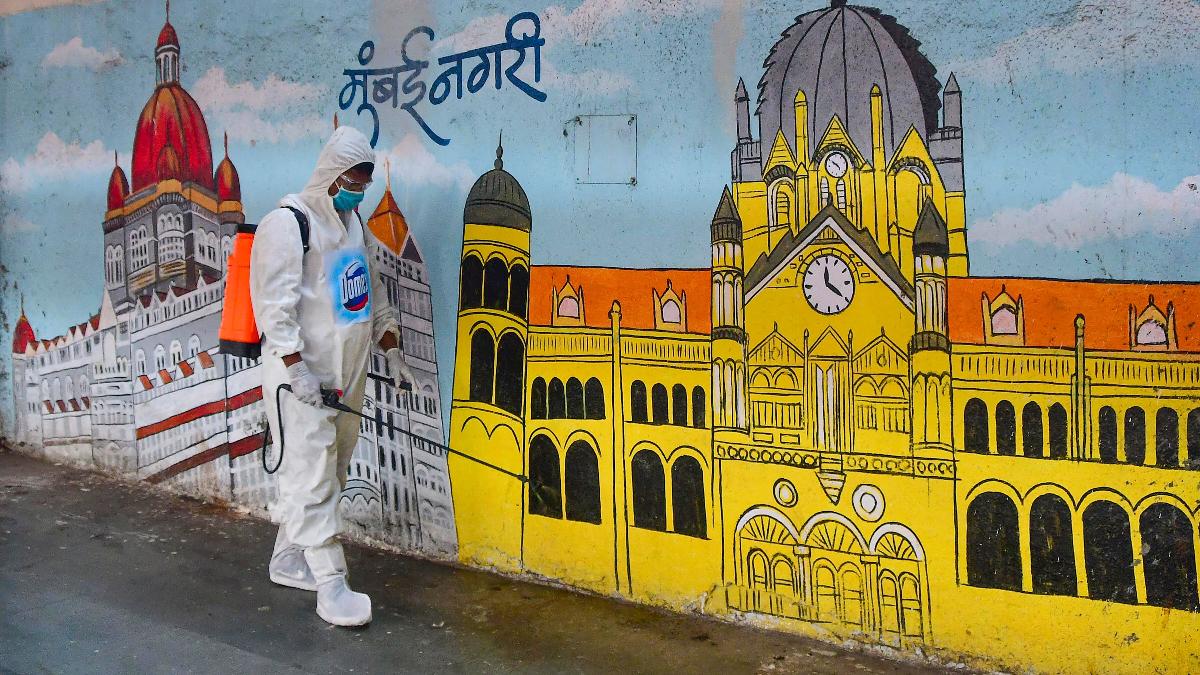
[0, 450, 956, 674]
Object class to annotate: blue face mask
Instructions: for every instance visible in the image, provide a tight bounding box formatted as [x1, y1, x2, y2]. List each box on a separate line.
[332, 187, 365, 211]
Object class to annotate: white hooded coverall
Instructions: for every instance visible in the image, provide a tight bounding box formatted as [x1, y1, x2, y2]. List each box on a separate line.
[250, 127, 400, 582]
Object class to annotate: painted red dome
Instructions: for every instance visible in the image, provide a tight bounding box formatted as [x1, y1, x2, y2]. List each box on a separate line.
[107, 162, 129, 211]
[156, 142, 182, 180]
[157, 21, 178, 49]
[215, 135, 241, 202]
[131, 85, 213, 191]
[12, 313, 35, 354]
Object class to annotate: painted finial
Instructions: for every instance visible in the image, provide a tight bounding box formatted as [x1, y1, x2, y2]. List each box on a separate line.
[333, 112, 340, 130]
[223, 131, 229, 157]
[113, 150, 118, 167]
[495, 131, 504, 170]
[166, 0, 170, 22]
[385, 156, 391, 191]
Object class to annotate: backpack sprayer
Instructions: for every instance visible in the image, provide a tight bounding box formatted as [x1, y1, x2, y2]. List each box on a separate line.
[218, 208, 526, 481]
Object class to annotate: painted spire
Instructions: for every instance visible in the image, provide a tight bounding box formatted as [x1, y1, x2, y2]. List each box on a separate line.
[495, 131, 504, 170]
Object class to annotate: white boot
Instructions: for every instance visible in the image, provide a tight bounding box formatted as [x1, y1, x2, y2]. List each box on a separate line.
[269, 527, 317, 591]
[306, 542, 372, 627]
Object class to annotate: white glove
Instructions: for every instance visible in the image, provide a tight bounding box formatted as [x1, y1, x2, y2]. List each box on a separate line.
[286, 360, 323, 407]
[385, 348, 415, 392]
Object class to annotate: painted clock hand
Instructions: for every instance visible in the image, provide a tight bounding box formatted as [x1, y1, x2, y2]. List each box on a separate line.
[823, 267, 843, 298]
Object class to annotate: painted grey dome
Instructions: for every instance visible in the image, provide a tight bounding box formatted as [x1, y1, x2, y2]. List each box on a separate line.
[756, 1, 941, 165]
[464, 140, 531, 231]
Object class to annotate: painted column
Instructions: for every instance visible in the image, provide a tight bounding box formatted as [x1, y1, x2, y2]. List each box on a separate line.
[610, 301, 631, 595]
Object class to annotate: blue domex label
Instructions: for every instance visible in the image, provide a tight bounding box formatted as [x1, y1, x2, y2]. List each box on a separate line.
[326, 247, 372, 326]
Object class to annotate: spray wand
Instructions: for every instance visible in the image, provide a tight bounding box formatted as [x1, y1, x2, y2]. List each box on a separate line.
[262, 384, 527, 484]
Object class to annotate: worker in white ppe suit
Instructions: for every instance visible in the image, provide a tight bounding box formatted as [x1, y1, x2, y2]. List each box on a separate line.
[250, 125, 414, 627]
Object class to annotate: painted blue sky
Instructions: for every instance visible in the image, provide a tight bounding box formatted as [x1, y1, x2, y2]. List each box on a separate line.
[2, 0, 1199, 425]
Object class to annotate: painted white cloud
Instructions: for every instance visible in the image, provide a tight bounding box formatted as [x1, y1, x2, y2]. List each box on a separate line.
[971, 173, 1200, 247]
[959, 0, 1200, 82]
[191, 67, 327, 144]
[41, 36, 123, 71]
[1, 215, 38, 232]
[376, 134, 476, 192]
[0, 0, 102, 17]
[434, 0, 719, 95]
[0, 131, 126, 193]
[541, 60, 632, 96]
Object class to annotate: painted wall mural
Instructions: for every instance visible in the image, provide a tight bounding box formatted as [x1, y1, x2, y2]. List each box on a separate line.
[5, 6, 457, 557]
[4, 1, 1200, 673]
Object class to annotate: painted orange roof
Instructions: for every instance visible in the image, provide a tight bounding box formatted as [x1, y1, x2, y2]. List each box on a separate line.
[529, 266, 711, 333]
[367, 188, 409, 255]
[948, 277, 1200, 352]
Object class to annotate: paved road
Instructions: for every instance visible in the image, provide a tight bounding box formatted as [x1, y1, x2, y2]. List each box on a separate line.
[0, 450, 950, 674]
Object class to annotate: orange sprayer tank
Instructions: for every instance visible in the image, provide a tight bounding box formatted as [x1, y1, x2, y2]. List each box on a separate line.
[218, 223, 261, 359]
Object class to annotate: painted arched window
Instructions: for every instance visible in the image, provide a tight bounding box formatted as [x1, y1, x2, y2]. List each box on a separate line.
[748, 550, 769, 589]
[835, 178, 847, 210]
[468, 329, 494, 403]
[990, 307, 1017, 335]
[41, 380, 49, 402]
[691, 387, 706, 429]
[819, 176, 829, 207]
[547, 378, 566, 419]
[584, 378, 604, 420]
[169, 340, 183, 365]
[773, 558, 796, 596]
[1189, 408, 1200, 469]
[529, 377, 547, 420]
[1083, 501, 1136, 604]
[841, 567, 863, 627]
[158, 212, 185, 263]
[483, 258, 510, 310]
[651, 384, 669, 424]
[1098, 406, 1118, 463]
[154, 344, 167, 371]
[566, 377, 585, 419]
[1137, 320, 1168, 346]
[1022, 402, 1043, 458]
[528, 435, 561, 518]
[966, 492, 1021, 590]
[671, 456, 705, 538]
[1156, 408, 1179, 468]
[187, 335, 201, 358]
[630, 381, 648, 423]
[135, 350, 146, 376]
[459, 254, 483, 310]
[631, 449, 665, 531]
[775, 190, 790, 230]
[564, 440, 601, 524]
[557, 296, 579, 318]
[508, 263, 529, 319]
[671, 384, 688, 426]
[1124, 407, 1146, 465]
[1141, 503, 1199, 610]
[661, 299, 681, 324]
[964, 398, 988, 453]
[1048, 403, 1068, 459]
[1030, 494, 1076, 595]
[995, 401, 1016, 456]
[64, 378, 74, 401]
[494, 333, 524, 415]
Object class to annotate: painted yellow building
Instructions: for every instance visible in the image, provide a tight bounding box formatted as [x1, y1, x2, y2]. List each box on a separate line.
[448, 3, 1200, 672]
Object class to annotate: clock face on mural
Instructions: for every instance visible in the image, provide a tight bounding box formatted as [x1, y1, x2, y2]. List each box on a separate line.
[824, 152, 849, 178]
[802, 255, 856, 314]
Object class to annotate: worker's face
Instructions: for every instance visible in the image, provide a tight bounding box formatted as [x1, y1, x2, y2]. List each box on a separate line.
[327, 165, 373, 196]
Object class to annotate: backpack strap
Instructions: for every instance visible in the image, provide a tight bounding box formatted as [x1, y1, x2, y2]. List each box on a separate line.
[282, 206, 310, 253]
